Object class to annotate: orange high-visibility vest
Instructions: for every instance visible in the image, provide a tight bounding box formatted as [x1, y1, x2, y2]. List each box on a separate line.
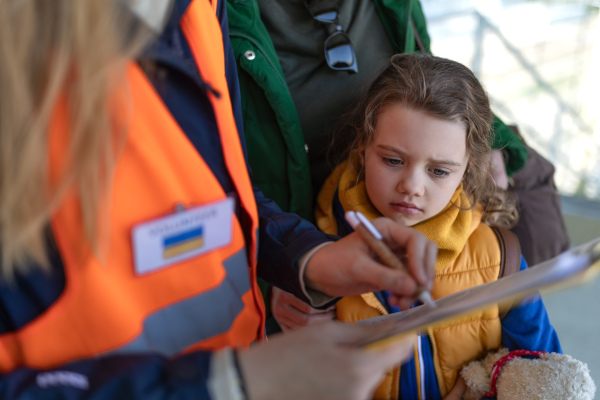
[0, 0, 265, 372]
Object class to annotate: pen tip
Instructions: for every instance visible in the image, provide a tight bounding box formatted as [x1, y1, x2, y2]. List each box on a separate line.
[419, 291, 436, 308]
[345, 211, 359, 228]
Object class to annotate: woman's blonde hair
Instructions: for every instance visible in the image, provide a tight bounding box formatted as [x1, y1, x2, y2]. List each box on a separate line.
[335, 53, 517, 228]
[0, 0, 154, 277]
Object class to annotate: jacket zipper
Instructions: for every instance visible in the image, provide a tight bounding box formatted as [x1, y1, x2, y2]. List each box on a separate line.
[417, 332, 426, 399]
[426, 329, 441, 400]
[228, 32, 292, 98]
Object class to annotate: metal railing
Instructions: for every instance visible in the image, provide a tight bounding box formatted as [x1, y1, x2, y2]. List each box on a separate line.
[424, 3, 599, 199]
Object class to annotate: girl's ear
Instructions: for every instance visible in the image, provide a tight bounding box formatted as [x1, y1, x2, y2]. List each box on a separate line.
[358, 140, 366, 166]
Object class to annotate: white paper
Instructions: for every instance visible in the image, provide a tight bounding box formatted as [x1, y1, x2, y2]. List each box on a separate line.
[356, 237, 600, 346]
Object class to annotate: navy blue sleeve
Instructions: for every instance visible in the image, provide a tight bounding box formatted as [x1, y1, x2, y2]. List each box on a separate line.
[217, 0, 246, 158]
[0, 352, 213, 399]
[254, 186, 338, 303]
[501, 256, 562, 353]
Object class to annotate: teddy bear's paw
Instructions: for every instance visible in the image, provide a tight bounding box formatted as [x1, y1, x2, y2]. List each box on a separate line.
[496, 353, 596, 400]
[460, 360, 490, 400]
[460, 347, 511, 400]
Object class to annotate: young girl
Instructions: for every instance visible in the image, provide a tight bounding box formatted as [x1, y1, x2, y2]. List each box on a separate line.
[316, 53, 562, 400]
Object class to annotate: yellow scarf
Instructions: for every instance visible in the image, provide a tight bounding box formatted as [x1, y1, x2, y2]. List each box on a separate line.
[316, 154, 483, 270]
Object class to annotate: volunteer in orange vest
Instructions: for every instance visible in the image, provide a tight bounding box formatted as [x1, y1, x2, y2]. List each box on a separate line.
[0, 0, 437, 399]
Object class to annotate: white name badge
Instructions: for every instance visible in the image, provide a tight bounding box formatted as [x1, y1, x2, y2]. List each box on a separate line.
[131, 197, 234, 275]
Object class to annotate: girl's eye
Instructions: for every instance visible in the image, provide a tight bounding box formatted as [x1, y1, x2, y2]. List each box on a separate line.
[431, 168, 449, 177]
[383, 158, 403, 166]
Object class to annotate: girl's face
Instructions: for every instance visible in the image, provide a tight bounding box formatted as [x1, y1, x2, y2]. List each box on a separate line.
[363, 104, 469, 227]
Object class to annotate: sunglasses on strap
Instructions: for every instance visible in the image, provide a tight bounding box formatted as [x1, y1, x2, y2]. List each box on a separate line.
[304, 0, 358, 74]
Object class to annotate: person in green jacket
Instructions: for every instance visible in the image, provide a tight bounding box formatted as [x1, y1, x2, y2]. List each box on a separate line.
[226, 0, 567, 334]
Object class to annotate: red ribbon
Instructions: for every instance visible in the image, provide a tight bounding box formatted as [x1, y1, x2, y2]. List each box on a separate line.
[482, 349, 548, 398]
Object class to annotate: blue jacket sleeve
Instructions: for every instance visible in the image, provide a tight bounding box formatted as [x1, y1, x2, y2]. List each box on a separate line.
[254, 187, 338, 303]
[501, 256, 562, 353]
[0, 352, 214, 399]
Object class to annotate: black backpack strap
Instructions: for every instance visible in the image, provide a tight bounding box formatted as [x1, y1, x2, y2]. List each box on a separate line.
[491, 226, 522, 318]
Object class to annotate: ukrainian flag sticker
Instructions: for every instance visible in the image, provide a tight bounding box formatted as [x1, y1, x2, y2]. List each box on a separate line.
[131, 197, 234, 275]
[163, 226, 205, 258]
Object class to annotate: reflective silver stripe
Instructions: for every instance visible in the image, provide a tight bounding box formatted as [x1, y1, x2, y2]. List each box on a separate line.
[106, 248, 251, 357]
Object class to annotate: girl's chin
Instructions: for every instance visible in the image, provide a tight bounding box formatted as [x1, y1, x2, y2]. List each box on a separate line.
[385, 214, 424, 227]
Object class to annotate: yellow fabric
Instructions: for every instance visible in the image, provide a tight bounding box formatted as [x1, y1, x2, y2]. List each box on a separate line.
[318, 156, 503, 398]
[426, 226, 503, 395]
[316, 154, 476, 269]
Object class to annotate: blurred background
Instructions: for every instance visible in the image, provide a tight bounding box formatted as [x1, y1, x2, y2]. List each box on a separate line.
[421, 0, 600, 385]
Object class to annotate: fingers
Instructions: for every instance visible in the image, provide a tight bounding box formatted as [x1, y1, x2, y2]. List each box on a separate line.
[276, 307, 336, 332]
[346, 258, 418, 296]
[424, 239, 438, 286]
[322, 322, 414, 375]
[372, 218, 437, 287]
[303, 219, 437, 301]
[364, 335, 415, 370]
[273, 287, 334, 314]
[491, 149, 509, 190]
[312, 320, 403, 347]
[388, 293, 419, 310]
[443, 375, 467, 400]
[240, 321, 415, 400]
[271, 287, 336, 331]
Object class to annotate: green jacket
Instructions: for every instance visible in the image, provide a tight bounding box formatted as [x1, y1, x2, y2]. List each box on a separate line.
[227, 0, 526, 222]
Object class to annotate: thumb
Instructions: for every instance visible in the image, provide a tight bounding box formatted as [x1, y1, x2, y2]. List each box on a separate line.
[357, 259, 418, 296]
[321, 320, 401, 346]
[363, 333, 416, 371]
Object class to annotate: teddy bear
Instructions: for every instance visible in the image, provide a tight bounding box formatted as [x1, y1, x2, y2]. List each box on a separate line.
[459, 347, 596, 400]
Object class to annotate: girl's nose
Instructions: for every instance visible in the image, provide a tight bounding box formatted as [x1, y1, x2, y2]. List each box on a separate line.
[396, 170, 424, 197]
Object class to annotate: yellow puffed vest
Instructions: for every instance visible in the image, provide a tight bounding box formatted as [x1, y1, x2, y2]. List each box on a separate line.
[316, 159, 504, 399]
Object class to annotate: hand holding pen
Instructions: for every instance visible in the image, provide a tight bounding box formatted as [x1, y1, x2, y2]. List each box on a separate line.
[345, 211, 436, 307]
[302, 212, 437, 306]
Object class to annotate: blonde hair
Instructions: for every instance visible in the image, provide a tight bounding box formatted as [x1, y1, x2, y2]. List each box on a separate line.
[335, 53, 517, 228]
[0, 0, 154, 277]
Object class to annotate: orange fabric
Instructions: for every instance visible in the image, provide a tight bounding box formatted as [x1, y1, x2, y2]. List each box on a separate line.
[181, 0, 264, 326]
[0, 0, 264, 372]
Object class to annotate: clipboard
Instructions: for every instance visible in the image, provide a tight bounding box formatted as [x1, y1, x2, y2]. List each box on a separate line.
[355, 236, 600, 348]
